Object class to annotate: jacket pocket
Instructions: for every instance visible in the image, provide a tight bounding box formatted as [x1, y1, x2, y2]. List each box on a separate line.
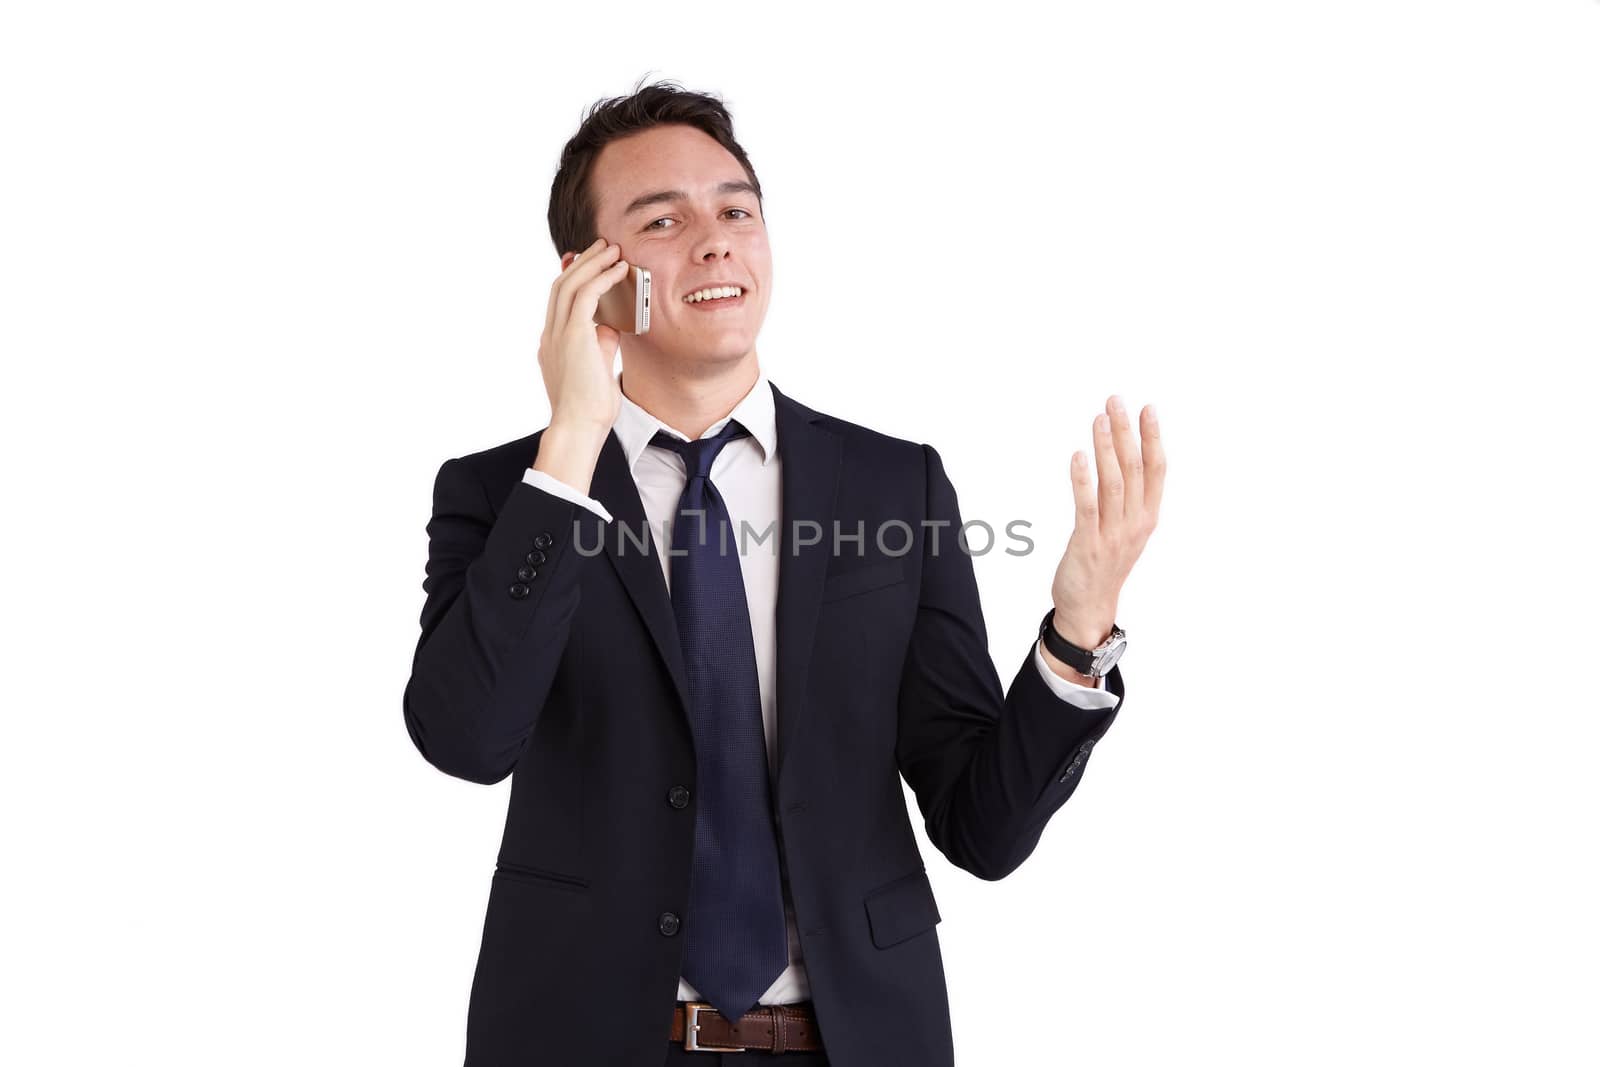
[820, 559, 907, 603]
[862, 866, 942, 948]
[493, 860, 591, 895]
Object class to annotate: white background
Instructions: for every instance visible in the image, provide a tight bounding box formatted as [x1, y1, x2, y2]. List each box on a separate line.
[3, 2, 1597, 1064]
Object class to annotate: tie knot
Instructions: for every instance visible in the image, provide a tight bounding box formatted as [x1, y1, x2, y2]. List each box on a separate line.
[649, 419, 751, 480]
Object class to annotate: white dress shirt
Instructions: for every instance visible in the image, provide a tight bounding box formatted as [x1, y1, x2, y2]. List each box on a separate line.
[521, 368, 1119, 1006]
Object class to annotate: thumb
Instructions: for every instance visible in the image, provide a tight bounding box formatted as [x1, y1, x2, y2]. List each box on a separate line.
[596, 323, 621, 359]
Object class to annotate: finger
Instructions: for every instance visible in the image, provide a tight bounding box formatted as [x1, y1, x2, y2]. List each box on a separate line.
[554, 240, 619, 330]
[1092, 409, 1121, 534]
[1140, 403, 1164, 522]
[1107, 394, 1143, 527]
[554, 242, 622, 335]
[565, 236, 605, 271]
[564, 258, 631, 336]
[545, 238, 603, 350]
[1070, 449, 1099, 541]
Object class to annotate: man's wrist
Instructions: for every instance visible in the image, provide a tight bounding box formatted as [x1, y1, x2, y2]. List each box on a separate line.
[531, 419, 611, 496]
[1037, 637, 1099, 687]
[1050, 606, 1114, 652]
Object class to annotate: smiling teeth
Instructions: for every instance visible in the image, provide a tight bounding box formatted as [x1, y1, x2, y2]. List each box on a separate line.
[684, 286, 743, 303]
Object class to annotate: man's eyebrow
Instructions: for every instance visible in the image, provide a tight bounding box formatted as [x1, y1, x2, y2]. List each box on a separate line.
[621, 180, 760, 218]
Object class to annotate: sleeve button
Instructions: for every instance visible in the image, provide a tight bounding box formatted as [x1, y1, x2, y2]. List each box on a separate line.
[517, 565, 539, 582]
[533, 532, 554, 549]
[509, 583, 530, 600]
[658, 911, 681, 936]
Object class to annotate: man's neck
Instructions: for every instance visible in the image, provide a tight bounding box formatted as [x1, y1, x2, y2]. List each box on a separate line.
[618, 353, 761, 440]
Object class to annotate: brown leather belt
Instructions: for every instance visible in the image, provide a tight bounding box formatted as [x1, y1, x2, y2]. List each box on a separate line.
[668, 1000, 822, 1053]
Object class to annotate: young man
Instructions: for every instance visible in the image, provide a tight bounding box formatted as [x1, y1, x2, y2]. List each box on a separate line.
[404, 79, 1164, 1066]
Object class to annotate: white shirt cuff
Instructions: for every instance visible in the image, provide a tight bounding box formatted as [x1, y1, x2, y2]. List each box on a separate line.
[1033, 638, 1121, 710]
[522, 468, 614, 523]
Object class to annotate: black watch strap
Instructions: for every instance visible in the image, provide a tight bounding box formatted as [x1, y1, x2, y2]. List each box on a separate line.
[1038, 607, 1106, 675]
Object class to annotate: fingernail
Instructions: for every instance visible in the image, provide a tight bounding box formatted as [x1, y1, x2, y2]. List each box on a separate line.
[1110, 395, 1125, 413]
[1148, 404, 1157, 424]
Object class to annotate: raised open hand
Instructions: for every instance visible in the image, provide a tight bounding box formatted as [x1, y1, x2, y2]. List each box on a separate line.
[1048, 395, 1165, 647]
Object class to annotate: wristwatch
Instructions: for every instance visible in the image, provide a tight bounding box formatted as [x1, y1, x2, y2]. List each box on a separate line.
[1038, 608, 1126, 679]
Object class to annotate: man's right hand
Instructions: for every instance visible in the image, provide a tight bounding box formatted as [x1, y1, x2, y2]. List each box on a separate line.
[539, 236, 629, 433]
[530, 238, 630, 494]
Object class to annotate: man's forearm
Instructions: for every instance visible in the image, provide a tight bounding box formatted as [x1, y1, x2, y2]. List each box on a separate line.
[530, 419, 611, 496]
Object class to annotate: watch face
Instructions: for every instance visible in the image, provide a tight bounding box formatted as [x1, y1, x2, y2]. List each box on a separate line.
[1094, 639, 1126, 676]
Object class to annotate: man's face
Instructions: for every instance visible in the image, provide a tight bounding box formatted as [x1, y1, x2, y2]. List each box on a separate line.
[581, 123, 772, 371]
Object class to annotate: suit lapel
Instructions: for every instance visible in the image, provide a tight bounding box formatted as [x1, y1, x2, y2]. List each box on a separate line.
[579, 380, 842, 789]
[587, 429, 695, 721]
[769, 382, 842, 788]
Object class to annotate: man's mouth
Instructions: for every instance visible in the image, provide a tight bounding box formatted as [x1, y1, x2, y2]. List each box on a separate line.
[682, 285, 746, 308]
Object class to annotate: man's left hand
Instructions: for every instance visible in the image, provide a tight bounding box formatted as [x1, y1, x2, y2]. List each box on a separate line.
[1049, 394, 1165, 647]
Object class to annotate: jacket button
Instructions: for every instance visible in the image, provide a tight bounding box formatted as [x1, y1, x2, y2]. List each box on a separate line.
[517, 565, 539, 582]
[658, 911, 681, 936]
[525, 549, 547, 565]
[509, 583, 530, 600]
[667, 785, 690, 809]
[533, 532, 554, 549]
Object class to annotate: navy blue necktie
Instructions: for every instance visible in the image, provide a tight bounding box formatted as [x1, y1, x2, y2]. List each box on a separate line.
[648, 419, 787, 1021]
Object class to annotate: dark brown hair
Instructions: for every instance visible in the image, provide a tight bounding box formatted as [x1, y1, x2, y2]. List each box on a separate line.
[547, 76, 764, 257]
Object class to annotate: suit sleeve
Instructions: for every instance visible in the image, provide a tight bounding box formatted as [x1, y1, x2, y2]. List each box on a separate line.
[401, 456, 605, 785]
[1032, 639, 1121, 708]
[523, 467, 615, 523]
[894, 442, 1126, 881]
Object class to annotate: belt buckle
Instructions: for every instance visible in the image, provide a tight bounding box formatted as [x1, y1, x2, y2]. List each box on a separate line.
[684, 1002, 745, 1053]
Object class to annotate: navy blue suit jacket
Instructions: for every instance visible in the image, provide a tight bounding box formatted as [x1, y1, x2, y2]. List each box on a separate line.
[403, 381, 1125, 1065]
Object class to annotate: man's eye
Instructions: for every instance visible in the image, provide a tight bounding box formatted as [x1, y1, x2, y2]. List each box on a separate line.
[645, 209, 751, 232]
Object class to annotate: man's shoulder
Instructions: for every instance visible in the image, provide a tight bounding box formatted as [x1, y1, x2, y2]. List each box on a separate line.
[781, 389, 927, 467]
[450, 427, 546, 469]
[429, 428, 546, 516]
[441, 427, 544, 479]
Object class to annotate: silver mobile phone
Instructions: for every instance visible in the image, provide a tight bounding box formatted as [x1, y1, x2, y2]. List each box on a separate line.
[594, 264, 651, 335]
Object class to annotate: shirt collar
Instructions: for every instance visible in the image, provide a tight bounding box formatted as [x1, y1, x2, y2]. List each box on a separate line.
[610, 367, 778, 473]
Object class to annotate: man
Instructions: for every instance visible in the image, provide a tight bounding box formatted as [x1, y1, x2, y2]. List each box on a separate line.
[403, 79, 1164, 1066]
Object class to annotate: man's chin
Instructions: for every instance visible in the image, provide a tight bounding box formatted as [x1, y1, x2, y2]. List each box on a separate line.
[642, 333, 758, 368]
